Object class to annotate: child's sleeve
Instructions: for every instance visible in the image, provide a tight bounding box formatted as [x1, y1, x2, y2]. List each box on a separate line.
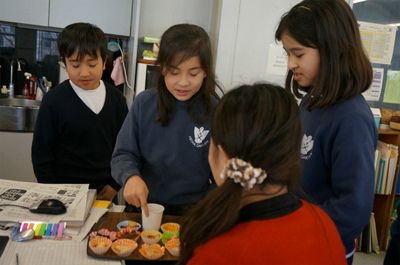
[320, 112, 377, 246]
[111, 100, 143, 187]
[31, 98, 57, 183]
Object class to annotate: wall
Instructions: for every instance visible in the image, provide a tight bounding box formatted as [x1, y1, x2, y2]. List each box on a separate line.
[214, 0, 353, 91]
[138, 0, 218, 42]
[0, 131, 36, 182]
[215, 0, 301, 91]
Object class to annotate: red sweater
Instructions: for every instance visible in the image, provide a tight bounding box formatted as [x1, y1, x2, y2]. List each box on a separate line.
[188, 200, 346, 265]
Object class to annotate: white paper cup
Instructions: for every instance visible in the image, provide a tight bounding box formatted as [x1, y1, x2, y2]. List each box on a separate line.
[142, 203, 165, 231]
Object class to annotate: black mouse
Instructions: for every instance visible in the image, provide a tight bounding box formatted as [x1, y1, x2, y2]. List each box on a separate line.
[29, 199, 67, 215]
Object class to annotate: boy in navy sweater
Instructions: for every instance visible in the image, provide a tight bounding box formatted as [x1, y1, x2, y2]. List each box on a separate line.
[32, 23, 128, 202]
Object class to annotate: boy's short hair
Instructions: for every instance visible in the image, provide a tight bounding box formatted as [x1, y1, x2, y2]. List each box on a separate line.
[57, 22, 107, 64]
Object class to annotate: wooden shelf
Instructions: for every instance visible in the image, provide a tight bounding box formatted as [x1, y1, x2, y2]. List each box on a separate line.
[374, 128, 400, 250]
[137, 58, 156, 65]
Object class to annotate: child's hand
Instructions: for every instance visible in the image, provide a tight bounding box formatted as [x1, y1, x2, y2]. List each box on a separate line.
[96, 185, 118, 201]
[124, 175, 149, 217]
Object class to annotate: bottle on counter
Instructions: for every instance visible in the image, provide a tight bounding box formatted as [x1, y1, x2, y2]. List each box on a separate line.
[22, 73, 30, 99]
[29, 75, 37, 100]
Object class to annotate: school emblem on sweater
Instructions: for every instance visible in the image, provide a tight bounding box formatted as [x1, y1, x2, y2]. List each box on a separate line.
[189, 126, 209, 148]
[300, 134, 313, 159]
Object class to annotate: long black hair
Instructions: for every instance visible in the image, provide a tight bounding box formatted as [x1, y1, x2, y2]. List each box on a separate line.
[155, 23, 222, 126]
[178, 83, 303, 264]
[275, 0, 372, 111]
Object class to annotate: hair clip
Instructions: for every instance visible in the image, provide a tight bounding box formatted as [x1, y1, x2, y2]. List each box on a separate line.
[220, 158, 267, 190]
[298, 6, 311, 11]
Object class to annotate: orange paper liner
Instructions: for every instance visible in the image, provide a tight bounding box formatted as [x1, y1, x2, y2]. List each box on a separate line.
[139, 243, 165, 260]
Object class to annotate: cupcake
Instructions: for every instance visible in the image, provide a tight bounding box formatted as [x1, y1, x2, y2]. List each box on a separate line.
[116, 229, 141, 242]
[111, 239, 138, 257]
[89, 237, 112, 255]
[141, 230, 162, 244]
[165, 236, 180, 257]
[139, 243, 165, 260]
[161, 231, 179, 244]
[160, 222, 180, 233]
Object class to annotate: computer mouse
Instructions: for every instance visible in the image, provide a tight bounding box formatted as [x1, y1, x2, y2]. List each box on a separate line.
[29, 199, 67, 215]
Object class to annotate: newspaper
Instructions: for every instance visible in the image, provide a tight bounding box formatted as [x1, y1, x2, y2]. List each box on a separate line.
[0, 179, 88, 223]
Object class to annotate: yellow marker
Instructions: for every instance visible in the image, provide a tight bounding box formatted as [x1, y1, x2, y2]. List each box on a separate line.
[35, 223, 42, 236]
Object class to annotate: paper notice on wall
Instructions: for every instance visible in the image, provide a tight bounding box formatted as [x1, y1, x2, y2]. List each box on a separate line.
[266, 45, 288, 76]
[358, 21, 397, 65]
[362, 68, 384, 101]
[383, 70, 400, 104]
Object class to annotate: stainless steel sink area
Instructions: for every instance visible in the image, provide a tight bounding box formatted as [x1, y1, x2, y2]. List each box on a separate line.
[0, 98, 41, 132]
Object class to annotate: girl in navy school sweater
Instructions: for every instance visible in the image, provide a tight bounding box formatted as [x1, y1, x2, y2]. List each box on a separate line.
[111, 23, 222, 217]
[275, 0, 378, 264]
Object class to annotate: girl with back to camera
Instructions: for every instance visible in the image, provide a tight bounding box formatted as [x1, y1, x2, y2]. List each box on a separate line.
[178, 83, 346, 265]
[111, 23, 221, 217]
[275, 0, 378, 263]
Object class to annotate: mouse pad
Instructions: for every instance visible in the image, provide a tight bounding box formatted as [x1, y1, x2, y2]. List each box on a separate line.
[0, 236, 9, 258]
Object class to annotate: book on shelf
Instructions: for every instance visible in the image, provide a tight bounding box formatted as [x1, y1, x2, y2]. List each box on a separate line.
[374, 149, 381, 189]
[385, 145, 398, 194]
[376, 140, 390, 194]
[355, 236, 359, 252]
[361, 220, 371, 253]
[357, 213, 381, 254]
[370, 212, 380, 254]
[358, 231, 363, 252]
[375, 140, 398, 195]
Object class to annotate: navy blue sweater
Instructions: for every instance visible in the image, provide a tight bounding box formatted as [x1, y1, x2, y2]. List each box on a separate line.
[32, 80, 128, 191]
[299, 94, 378, 255]
[111, 89, 216, 206]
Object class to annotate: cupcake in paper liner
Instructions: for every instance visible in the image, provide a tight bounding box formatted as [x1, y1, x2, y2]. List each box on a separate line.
[160, 222, 180, 233]
[165, 236, 180, 257]
[139, 243, 165, 260]
[116, 229, 141, 241]
[141, 229, 162, 244]
[90, 228, 117, 241]
[161, 231, 179, 244]
[89, 236, 112, 255]
[111, 239, 138, 257]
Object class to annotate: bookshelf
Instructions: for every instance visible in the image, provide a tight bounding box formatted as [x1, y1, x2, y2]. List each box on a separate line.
[373, 128, 400, 251]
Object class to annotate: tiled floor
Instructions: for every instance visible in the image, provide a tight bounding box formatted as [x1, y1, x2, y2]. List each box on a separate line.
[354, 251, 385, 265]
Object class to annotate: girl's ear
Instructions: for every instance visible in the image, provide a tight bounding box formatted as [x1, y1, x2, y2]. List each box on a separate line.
[102, 56, 107, 70]
[217, 145, 229, 160]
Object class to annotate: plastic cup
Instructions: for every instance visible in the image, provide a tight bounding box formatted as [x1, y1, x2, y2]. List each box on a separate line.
[142, 203, 165, 231]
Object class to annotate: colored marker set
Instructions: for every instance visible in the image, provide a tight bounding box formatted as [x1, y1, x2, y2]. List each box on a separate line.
[20, 221, 66, 239]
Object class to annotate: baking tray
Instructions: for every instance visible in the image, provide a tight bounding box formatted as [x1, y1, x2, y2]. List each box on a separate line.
[87, 212, 180, 262]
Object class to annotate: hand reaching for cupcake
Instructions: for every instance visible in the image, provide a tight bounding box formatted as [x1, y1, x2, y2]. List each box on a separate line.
[124, 175, 150, 217]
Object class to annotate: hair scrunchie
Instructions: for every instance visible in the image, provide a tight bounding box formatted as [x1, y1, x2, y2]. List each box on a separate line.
[220, 158, 267, 190]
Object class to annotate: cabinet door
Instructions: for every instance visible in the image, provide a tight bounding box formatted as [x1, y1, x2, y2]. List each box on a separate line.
[0, 0, 49, 26]
[49, 0, 132, 36]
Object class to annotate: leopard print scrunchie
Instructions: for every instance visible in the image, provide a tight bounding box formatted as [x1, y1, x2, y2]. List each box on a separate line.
[220, 158, 267, 190]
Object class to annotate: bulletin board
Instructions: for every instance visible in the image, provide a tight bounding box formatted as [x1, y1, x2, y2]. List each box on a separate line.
[353, 0, 400, 111]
